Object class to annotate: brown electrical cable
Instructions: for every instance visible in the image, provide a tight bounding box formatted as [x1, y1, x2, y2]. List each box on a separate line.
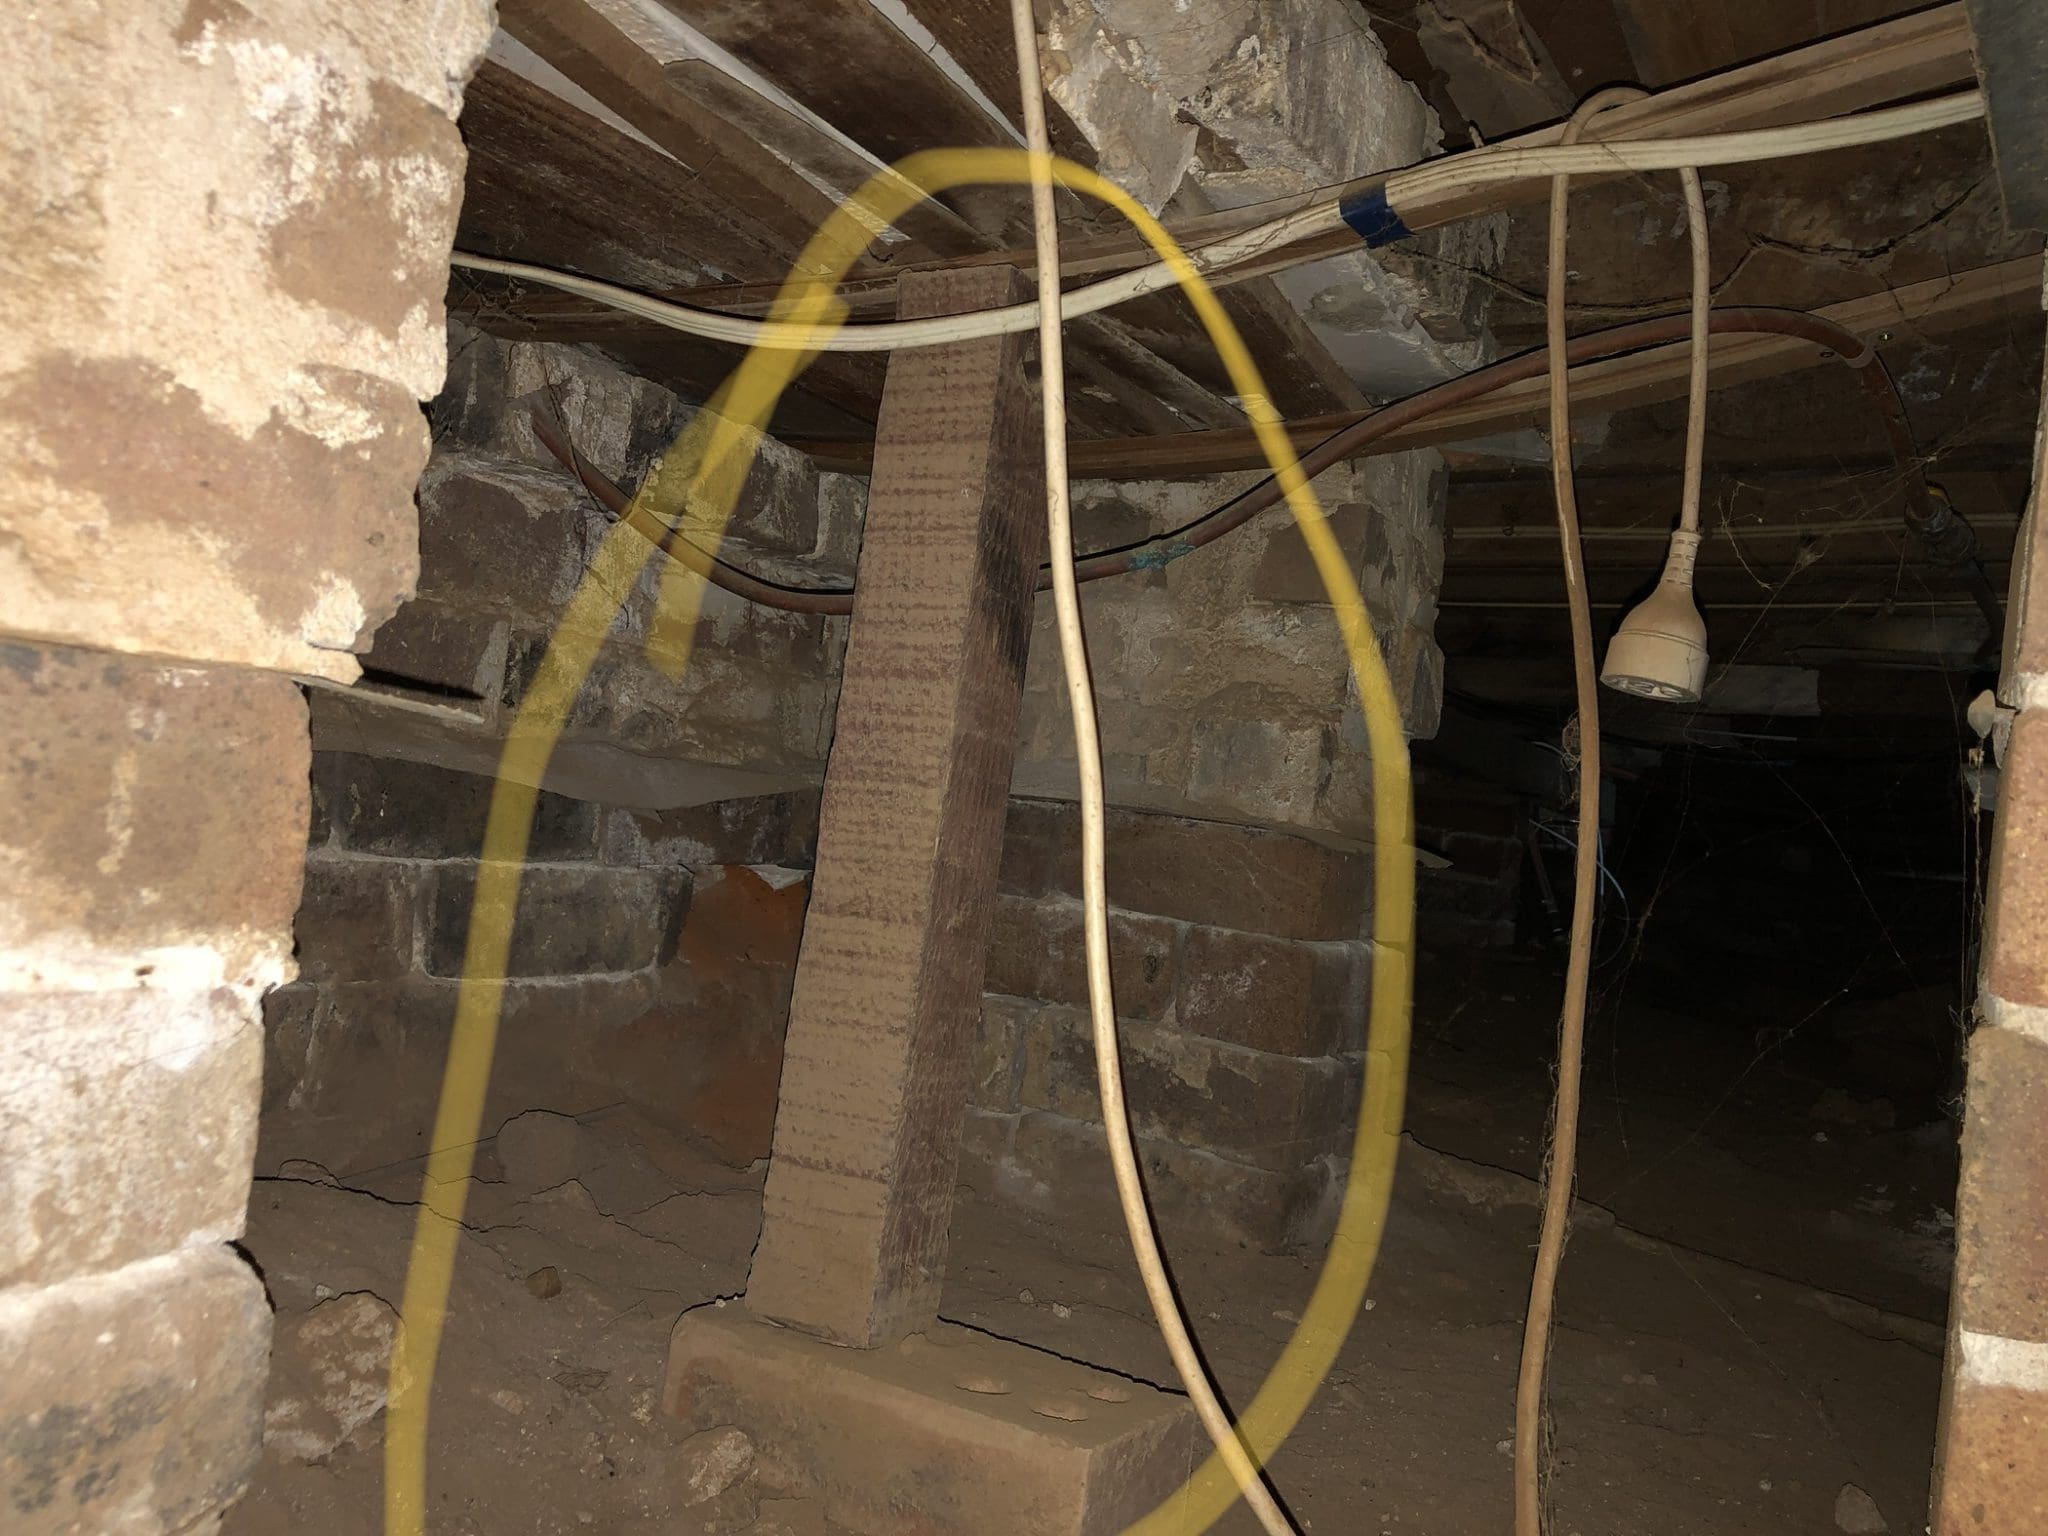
[534, 309, 1984, 626]
[1514, 89, 1653, 1536]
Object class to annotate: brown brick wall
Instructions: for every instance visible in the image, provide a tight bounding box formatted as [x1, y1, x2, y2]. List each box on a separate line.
[1934, 269, 2048, 1533]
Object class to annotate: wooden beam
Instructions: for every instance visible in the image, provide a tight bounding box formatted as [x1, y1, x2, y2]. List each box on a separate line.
[788, 256, 2046, 476]
[655, 0, 1015, 170]
[455, 59, 784, 288]
[892, 0, 1101, 167]
[495, 0, 845, 264]
[611, 4, 1983, 310]
[745, 268, 1042, 1348]
[659, 59, 996, 259]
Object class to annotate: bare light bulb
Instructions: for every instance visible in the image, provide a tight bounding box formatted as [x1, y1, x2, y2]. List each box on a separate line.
[1600, 528, 1707, 704]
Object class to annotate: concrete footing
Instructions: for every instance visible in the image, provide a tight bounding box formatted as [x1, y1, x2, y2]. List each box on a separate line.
[665, 1305, 1201, 1535]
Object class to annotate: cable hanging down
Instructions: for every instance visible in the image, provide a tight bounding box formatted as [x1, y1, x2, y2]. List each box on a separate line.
[1512, 86, 1713, 1536]
[1010, 1, 1298, 1531]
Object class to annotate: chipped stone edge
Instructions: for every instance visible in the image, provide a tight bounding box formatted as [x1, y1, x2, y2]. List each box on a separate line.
[1978, 992, 2048, 1047]
[1959, 1328, 2048, 1392]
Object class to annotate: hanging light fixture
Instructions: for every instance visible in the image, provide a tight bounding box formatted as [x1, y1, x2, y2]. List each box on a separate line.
[1599, 527, 1708, 703]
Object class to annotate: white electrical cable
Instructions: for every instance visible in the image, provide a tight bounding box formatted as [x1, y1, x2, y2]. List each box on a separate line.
[1009, 4, 1297, 1532]
[451, 90, 1982, 354]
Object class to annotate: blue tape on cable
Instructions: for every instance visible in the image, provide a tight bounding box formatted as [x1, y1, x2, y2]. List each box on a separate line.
[1339, 187, 1412, 247]
[1129, 539, 1196, 572]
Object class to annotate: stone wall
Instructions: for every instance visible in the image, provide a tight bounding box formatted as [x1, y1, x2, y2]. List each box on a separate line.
[315, 321, 858, 810]
[0, 2, 490, 1530]
[268, 769, 1385, 1255]
[965, 797, 1375, 1250]
[1016, 454, 1447, 840]
[264, 752, 819, 1178]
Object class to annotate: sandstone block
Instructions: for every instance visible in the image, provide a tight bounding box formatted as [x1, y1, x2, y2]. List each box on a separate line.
[1952, 1026, 2048, 1340]
[971, 996, 1034, 1112]
[1176, 926, 1368, 1056]
[666, 1308, 1198, 1536]
[1935, 1378, 2048, 1535]
[984, 894, 1178, 1020]
[1985, 709, 2048, 1008]
[414, 457, 596, 622]
[0, 1246, 269, 1535]
[357, 600, 508, 704]
[971, 1108, 1343, 1253]
[425, 863, 683, 979]
[0, 643, 307, 989]
[263, 1292, 402, 1463]
[1013, 800, 1375, 941]
[599, 792, 819, 872]
[0, 987, 259, 1288]
[295, 857, 418, 985]
[1017, 1007, 1352, 1173]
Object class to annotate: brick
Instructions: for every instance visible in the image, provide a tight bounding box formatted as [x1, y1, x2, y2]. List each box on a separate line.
[295, 857, 418, 984]
[997, 799, 1072, 898]
[496, 629, 837, 780]
[666, 1309, 1198, 1536]
[1186, 717, 1333, 828]
[971, 996, 1033, 1112]
[1003, 800, 1373, 941]
[313, 750, 599, 862]
[1935, 1379, 2048, 1535]
[1176, 927, 1367, 1056]
[415, 457, 594, 621]
[425, 864, 684, 978]
[358, 600, 508, 703]
[1017, 1008, 1351, 1172]
[0, 643, 308, 988]
[0, 1247, 269, 1536]
[600, 792, 819, 872]
[1252, 502, 1388, 606]
[983, 895, 1178, 1020]
[0, 987, 259, 1288]
[1985, 710, 2048, 1008]
[1953, 1027, 2048, 1341]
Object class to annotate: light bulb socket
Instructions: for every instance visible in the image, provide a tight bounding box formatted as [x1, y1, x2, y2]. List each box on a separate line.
[1600, 528, 1708, 704]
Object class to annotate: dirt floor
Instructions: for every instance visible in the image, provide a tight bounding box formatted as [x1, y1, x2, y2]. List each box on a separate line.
[225, 1077, 1945, 1536]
